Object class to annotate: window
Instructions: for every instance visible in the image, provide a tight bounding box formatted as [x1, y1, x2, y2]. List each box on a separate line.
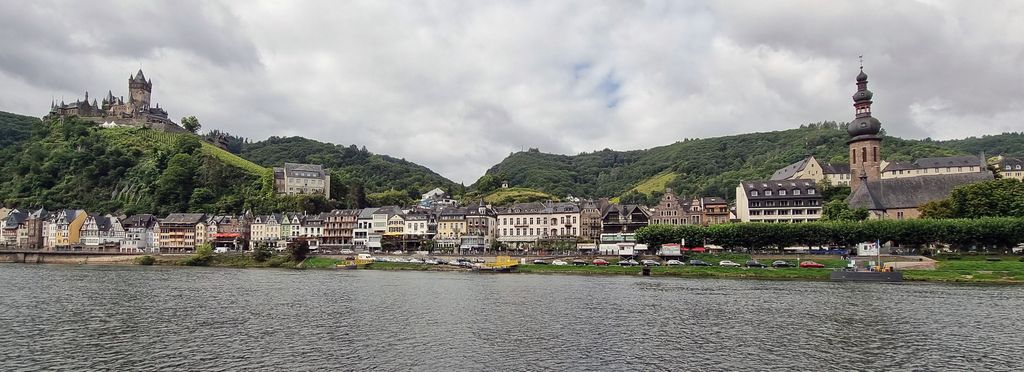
[765, 190, 773, 196]
[751, 191, 759, 197]
[808, 189, 816, 195]
[779, 190, 787, 196]
[852, 148, 857, 164]
[793, 189, 801, 195]
[862, 147, 867, 163]
[873, 146, 877, 162]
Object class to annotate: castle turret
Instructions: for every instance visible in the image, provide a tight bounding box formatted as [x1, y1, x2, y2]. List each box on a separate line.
[128, 69, 152, 111]
[848, 64, 883, 191]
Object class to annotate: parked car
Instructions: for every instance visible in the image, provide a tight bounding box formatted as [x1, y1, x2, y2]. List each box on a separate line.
[339, 249, 355, 255]
[666, 259, 685, 266]
[552, 260, 569, 266]
[688, 259, 711, 266]
[800, 260, 826, 268]
[745, 259, 767, 268]
[572, 259, 588, 266]
[718, 260, 741, 267]
[619, 259, 640, 267]
[213, 247, 229, 254]
[593, 258, 610, 266]
[533, 259, 549, 265]
[641, 259, 661, 266]
[772, 260, 793, 268]
[407, 258, 424, 264]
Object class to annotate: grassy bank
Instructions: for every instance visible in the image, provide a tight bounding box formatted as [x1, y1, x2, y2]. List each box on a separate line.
[134, 252, 1024, 283]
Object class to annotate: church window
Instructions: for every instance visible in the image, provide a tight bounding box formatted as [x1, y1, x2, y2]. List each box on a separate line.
[852, 149, 857, 163]
[861, 147, 867, 163]
[872, 147, 877, 162]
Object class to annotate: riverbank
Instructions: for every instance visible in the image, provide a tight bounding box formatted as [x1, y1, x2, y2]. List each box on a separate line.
[6, 252, 1023, 284]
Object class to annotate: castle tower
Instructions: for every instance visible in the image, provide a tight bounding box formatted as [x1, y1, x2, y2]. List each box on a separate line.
[847, 65, 883, 191]
[128, 69, 152, 111]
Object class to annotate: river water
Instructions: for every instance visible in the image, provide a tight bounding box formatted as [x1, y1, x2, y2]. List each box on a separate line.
[1, 264, 1022, 371]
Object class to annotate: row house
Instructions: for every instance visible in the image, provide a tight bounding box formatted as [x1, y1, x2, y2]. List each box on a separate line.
[601, 204, 650, 234]
[206, 215, 250, 250]
[46, 209, 88, 249]
[496, 202, 581, 250]
[579, 199, 608, 243]
[159, 213, 207, 253]
[436, 208, 467, 250]
[735, 179, 823, 223]
[250, 214, 284, 248]
[353, 208, 377, 247]
[997, 157, 1024, 181]
[462, 202, 498, 252]
[80, 214, 126, 248]
[650, 189, 731, 226]
[121, 214, 159, 253]
[25, 209, 48, 249]
[1, 209, 28, 247]
[323, 209, 360, 247]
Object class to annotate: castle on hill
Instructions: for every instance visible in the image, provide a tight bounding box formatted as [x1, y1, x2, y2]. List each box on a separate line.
[45, 69, 185, 133]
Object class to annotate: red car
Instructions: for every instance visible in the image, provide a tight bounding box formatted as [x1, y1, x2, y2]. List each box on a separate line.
[800, 261, 826, 268]
[592, 259, 609, 266]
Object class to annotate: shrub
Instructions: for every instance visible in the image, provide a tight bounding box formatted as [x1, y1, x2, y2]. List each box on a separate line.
[252, 244, 273, 262]
[136, 255, 156, 265]
[181, 243, 214, 266]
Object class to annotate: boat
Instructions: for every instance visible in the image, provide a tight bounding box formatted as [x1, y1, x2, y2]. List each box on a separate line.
[829, 270, 902, 282]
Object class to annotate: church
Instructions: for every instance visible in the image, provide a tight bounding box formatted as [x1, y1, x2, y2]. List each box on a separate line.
[45, 69, 185, 133]
[844, 66, 993, 219]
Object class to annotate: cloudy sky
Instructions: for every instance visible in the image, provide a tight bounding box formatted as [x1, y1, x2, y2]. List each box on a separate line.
[1, 1, 1022, 183]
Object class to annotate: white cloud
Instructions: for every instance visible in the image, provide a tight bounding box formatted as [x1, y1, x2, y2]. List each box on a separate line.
[1, 0, 1022, 184]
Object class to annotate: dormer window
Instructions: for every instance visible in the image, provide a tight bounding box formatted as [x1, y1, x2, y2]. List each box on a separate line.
[751, 191, 759, 197]
[765, 190, 773, 196]
[808, 189, 816, 195]
[793, 189, 801, 195]
[779, 190, 787, 196]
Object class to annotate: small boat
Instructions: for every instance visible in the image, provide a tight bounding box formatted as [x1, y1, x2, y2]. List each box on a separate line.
[830, 270, 902, 282]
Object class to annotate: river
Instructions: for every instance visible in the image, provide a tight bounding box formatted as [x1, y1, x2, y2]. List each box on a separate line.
[1, 264, 1022, 371]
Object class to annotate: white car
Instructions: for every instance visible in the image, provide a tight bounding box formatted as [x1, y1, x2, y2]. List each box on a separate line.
[339, 249, 355, 255]
[719, 260, 741, 267]
[407, 258, 424, 264]
[666, 259, 685, 266]
[552, 259, 569, 266]
[641, 259, 661, 266]
[214, 247, 229, 254]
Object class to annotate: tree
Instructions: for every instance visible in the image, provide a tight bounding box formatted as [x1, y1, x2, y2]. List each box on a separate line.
[289, 239, 310, 262]
[368, 189, 413, 207]
[348, 183, 369, 208]
[822, 200, 869, 221]
[252, 242, 273, 262]
[919, 199, 954, 219]
[948, 178, 1024, 218]
[154, 153, 197, 214]
[180, 116, 201, 134]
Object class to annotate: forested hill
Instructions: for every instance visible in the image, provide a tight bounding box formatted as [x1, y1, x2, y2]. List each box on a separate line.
[0, 111, 39, 148]
[0, 113, 280, 215]
[475, 122, 1024, 202]
[240, 136, 457, 195]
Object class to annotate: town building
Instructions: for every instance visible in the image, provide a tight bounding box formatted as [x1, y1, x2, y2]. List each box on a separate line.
[2, 210, 28, 247]
[353, 208, 378, 248]
[601, 204, 650, 234]
[463, 202, 498, 252]
[25, 208, 48, 250]
[159, 213, 207, 253]
[579, 199, 605, 243]
[771, 156, 852, 186]
[701, 197, 730, 225]
[496, 202, 580, 250]
[436, 208, 467, 250]
[843, 67, 993, 219]
[47, 209, 87, 249]
[323, 209, 360, 248]
[997, 157, 1024, 181]
[80, 214, 125, 249]
[735, 179, 823, 223]
[45, 70, 184, 132]
[121, 214, 158, 253]
[273, 163, 330, 196]
[250, 214, 284, 249]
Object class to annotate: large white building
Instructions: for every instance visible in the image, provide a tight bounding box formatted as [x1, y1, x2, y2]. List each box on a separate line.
[496, 202, 581, 250]
[274, 163, 330, 196]
[735, 179, 823, 223]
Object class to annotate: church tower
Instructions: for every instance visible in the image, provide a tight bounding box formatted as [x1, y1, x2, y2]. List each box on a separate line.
[848, 65, 883, 191]
[128, 69, 152, 112]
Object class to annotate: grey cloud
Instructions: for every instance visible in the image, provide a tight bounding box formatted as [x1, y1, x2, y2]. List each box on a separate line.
[0, 0, 1021, 184]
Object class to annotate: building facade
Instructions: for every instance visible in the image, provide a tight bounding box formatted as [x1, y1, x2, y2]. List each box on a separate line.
[735, 179, 823, 223]
[274, 163, 330, 196]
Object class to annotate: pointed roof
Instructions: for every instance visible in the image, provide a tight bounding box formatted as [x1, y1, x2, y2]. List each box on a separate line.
[133, 69, 147, 82]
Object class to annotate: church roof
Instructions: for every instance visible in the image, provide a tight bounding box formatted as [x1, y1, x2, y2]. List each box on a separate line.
[847, 172, 993, 210]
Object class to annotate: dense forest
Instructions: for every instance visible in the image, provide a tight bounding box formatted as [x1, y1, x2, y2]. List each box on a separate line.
[239, 136, 457, 196]
[475, 121, 1024, 203]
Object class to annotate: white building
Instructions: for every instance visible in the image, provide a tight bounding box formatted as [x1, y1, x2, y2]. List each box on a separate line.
[273, 163, 331, 196]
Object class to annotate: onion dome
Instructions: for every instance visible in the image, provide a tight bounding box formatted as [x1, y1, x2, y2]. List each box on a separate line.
[847, 116, 882, 137]
[856, 69, 868, 82]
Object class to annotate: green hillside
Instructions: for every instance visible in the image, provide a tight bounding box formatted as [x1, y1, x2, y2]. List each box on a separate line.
[0, 111, 39, 148]
[239, 136, 457, 195]
[476, 122, 1024, 202]
[0, 114, 297, 215]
